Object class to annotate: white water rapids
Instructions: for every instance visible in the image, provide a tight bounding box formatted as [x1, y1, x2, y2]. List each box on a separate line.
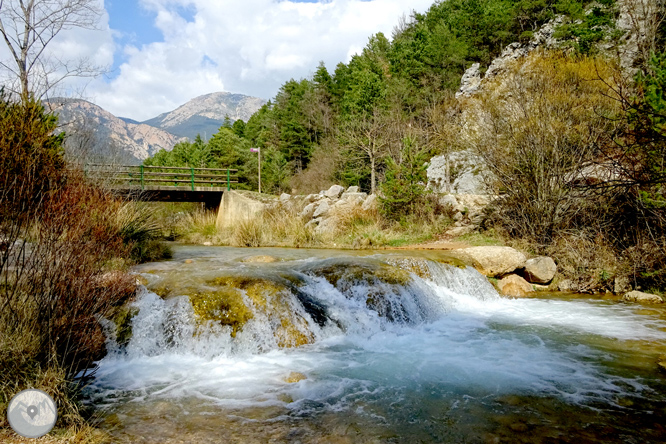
[85, 248, 666, 443]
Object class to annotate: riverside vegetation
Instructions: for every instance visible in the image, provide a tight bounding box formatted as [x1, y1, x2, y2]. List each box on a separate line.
[0, 96, 171, 442]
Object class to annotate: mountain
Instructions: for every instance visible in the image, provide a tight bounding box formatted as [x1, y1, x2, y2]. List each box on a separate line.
[142, 92, 266, 140]
[49, 98, 185, 164]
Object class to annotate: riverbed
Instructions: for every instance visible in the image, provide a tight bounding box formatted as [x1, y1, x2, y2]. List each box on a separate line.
[85, 246, 666, 443]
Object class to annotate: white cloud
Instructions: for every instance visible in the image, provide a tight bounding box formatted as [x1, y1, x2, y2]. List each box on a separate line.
[86, 0, 435, 121]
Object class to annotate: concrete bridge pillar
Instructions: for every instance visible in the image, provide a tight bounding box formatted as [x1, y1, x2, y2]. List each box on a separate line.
[216, 190, 269, 229]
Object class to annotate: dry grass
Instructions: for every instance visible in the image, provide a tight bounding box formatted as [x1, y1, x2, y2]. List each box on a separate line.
[0, 174, 140, 435]
[546, 231, 619, 293]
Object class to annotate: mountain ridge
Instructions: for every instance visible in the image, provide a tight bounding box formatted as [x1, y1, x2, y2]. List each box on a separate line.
[49, 91, 266, 162]
[142, 92, 266, 140]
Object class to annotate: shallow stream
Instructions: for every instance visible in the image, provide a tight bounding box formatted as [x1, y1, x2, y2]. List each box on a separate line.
[86, 246, 666, 443]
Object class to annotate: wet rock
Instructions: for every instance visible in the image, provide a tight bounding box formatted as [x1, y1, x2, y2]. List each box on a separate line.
[622, 291, 664, 304]
[497, 274, 534, 297]
[523, 256, 557, 284]
[284, 372, 307, 383]
[451, 246, 526, 277]
[241, 255, 278, 263]
[325, 184, 345, 199]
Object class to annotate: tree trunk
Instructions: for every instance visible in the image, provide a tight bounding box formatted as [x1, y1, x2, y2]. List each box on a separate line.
[370, 155, 376, 195]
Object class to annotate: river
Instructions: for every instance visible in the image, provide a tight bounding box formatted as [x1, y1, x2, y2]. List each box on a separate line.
[84, 246, 666, 443]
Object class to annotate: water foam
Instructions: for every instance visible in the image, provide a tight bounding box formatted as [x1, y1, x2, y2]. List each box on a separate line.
[88, 258, 666, 415]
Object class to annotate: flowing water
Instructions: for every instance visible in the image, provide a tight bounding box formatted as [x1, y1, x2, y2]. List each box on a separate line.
[86, 246, 666, 443]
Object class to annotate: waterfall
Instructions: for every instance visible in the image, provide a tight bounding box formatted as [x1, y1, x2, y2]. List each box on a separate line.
[88, 249, 666, 443]
[110, 258, 496, 358]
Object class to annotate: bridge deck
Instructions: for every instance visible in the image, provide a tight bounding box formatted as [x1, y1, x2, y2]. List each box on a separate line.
[86, 165, 238, 209]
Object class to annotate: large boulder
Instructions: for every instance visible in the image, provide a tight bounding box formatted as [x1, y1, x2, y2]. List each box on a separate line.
[498, 274, 534, 297]
[523, 256, 557, 284]
[325, 184, 345, 199]
[216, 190, 272, 229]
[313, 200, 331, 218]
[622, 291, 664, 304]
[451, 246, 526, 277]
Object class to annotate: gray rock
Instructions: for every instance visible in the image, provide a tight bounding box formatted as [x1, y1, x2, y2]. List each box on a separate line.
[498, 274, 534, 297]
[325, 185, 345, 199]
[427, 150, 490, 195]
[279, 193, 291, 202]
[523, 256, 557, 284]
[341, 191, 368, 201]
[346, 186, 359, 193]
[456, 63, 482, 98]
[313, 200, 330, 218]
[300, 202, 317, 219]
[622, 291, 664, 304]
[451, 246, 527, 277]
[362, 194, 378, 211]
[438, 194, 459, 211]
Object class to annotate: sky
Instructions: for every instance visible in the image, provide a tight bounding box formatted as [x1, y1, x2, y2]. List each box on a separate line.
[5, 0, 436, 121]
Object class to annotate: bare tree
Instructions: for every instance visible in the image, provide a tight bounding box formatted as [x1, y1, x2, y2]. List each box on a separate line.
[341, 108, 390, 195]
[0, 0, 103, 102]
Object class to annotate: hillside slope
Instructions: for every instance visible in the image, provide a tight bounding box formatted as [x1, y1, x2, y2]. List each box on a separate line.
[143, 92, 266, 140]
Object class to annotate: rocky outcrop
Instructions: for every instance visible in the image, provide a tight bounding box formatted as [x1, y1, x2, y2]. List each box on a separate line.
[523, 256, 557, 284]
[622, 290, 664, 304]
[272, 185, 378, 237]
[498, 274, 534, 297]
[427, 149, 491, 195]
[456, 63, 482, 98]
[450, 246, 527, 277]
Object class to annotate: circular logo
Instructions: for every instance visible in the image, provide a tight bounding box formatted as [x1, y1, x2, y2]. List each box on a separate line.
[6, 389, 57, 438]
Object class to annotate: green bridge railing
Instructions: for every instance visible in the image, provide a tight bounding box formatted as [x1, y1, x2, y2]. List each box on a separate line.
[84, 164, 238, 191]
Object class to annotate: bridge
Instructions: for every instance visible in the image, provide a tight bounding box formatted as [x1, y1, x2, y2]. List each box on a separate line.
[85, 164, 238, 209]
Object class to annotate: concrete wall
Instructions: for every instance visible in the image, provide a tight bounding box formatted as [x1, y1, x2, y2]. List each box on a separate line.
[216, 190, 268, 228]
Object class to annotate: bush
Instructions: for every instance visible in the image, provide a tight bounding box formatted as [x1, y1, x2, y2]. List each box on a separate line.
[0, 97, 139, 432]
[470, 52, 622, 246]
[379, 136, 432, 220]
